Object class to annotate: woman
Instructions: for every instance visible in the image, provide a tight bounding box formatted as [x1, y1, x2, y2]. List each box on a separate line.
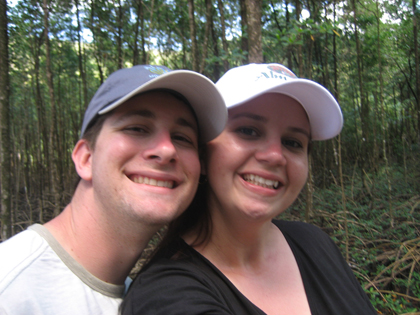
[121, 64, 376, 315]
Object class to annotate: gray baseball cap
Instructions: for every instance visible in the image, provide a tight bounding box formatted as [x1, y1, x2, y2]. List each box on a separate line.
[81, 65, 227, 143]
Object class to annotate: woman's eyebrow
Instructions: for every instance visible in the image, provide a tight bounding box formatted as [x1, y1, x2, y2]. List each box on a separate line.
[230, 112, 310, 138]
[229, 112, 268, 122]
[288, 126, 311, 139]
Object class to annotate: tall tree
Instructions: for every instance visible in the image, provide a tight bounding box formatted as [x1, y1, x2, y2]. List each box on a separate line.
[0, 0, 11, 240]
[187, 0, 199, 71]
[351, 0, 371, 197]
[132, 0, 145, 65]
[75, 0, 88, 108]
[239, 0, 248, 63]
[42, 0, 60, 217]
[295, 0, 303, 75]
[114, 0, 123, 69]
[200, 0, 212, 73]
[245, 0, 262, 63]
[413, 0, 420, 139]
[217, 0, 229, 71]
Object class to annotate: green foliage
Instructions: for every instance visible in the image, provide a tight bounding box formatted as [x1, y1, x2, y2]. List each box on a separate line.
[2, 0, 420, 312]
[283, 155, 420, 314]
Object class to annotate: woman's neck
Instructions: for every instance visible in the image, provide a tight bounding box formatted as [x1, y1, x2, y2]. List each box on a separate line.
[187, 210, 281, 270]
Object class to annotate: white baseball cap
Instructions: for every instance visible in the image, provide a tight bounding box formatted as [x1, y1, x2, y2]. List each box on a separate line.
[81, 65, 227, 143]
[216, 63, 343, 141]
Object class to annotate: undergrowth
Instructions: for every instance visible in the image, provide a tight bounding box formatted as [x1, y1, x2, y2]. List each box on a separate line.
[284, 162, 420, 315]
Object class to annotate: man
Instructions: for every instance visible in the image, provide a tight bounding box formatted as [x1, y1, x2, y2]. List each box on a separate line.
[0, 65, 227, 314]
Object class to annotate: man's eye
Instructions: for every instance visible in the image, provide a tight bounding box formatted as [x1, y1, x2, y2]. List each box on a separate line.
[124, 126, 148, 133]
[237, 127, 258, 137]
[172, 134, 196, 146]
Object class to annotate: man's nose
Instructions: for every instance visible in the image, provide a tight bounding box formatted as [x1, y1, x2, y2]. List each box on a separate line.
[144, 132, 178, 164]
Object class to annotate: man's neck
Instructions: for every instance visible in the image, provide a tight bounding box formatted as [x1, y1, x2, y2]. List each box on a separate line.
[44, 198, 158, 285]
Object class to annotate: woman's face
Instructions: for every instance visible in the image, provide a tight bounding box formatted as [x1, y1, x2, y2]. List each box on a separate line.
[205, 93, 310, 222]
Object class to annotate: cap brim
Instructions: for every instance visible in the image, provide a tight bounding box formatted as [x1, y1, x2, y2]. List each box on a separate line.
[222, 78, 343, 141]
[99, 70, 227, 143]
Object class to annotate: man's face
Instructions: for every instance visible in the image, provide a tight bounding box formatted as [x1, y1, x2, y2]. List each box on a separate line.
[82, 91, 201, 227]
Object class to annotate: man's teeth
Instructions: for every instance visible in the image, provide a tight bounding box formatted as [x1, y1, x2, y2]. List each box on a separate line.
[243, 174, 279, 189]
[132, 176, 174, 188]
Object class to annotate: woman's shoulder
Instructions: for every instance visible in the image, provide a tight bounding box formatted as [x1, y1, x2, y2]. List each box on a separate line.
[122, 239, 249, 315]
[273, 219, 328, 236]
[272, 219, 337, 250]
[138, 237, 205, 277]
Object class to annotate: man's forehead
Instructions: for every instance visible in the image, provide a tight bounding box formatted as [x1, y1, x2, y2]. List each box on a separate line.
[110, 95, 199, 133]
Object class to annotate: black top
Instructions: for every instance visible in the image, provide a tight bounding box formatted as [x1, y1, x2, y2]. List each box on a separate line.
[121, 220, 376, 315]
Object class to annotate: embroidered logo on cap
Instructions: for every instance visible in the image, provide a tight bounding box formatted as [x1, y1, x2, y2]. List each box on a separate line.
[267, 65, 296, 78]
[255, 64, 297, 82]
[145, 65, 171, 78]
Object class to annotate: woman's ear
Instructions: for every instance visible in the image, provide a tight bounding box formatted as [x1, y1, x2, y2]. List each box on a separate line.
[72, 139, 93, 181]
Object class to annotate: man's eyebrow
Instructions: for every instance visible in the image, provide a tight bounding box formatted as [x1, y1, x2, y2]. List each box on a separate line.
[176, 117, 198, 133]
[116, 109, 198, 132]
[118, 109, 156, 120]
[229, 112, 268, 122]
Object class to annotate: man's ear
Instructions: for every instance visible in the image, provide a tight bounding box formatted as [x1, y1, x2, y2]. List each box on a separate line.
[72, 139, 93, 181]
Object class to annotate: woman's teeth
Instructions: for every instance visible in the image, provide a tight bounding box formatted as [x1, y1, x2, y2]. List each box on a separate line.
[132, 176, 174, 188]
[243, 174, 279, 189]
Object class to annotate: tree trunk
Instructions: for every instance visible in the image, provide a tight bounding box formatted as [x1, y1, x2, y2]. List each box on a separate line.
[133, 0, 142, 65]
[140, 0, 146, 64]
[295, 0, 303, 76]
[304, 155, 313, 222]
[33, 36, 46, 224]
[413, 0, 420, 140]
[115, 0, 123, 69]
[42, 0, 61, 218]
[285, 0, 292, 68]
[338, 134, 349, 262]
[210, 10, 221, 80]
[351, 0, 371, 198]
[217, 0, 229, 71]
[0, 0, 12, 240]
[245, 0, 262, 63]
[75, 0, 88, 108]
[333, 0, 338, 98]
[200, 0, 212, 73]
[239, 0, 248, 64]
[187, 0, 199, 71]
[146, 0, 155, 64]
[376, 0, 392, 226]
[89, 0, 104, 84]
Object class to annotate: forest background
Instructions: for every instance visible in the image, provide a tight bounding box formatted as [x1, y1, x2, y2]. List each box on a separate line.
[0, 0, 419, 313]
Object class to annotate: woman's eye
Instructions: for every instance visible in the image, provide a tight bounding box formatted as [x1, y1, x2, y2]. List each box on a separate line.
[283, 139, 303, 149]
[236, 127, 258, 137]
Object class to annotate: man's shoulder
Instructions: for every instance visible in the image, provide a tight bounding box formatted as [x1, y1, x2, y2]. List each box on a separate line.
[0, 226, 49, 271]
[0, 226, 124, 314]
[0, 226, 51, 290]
